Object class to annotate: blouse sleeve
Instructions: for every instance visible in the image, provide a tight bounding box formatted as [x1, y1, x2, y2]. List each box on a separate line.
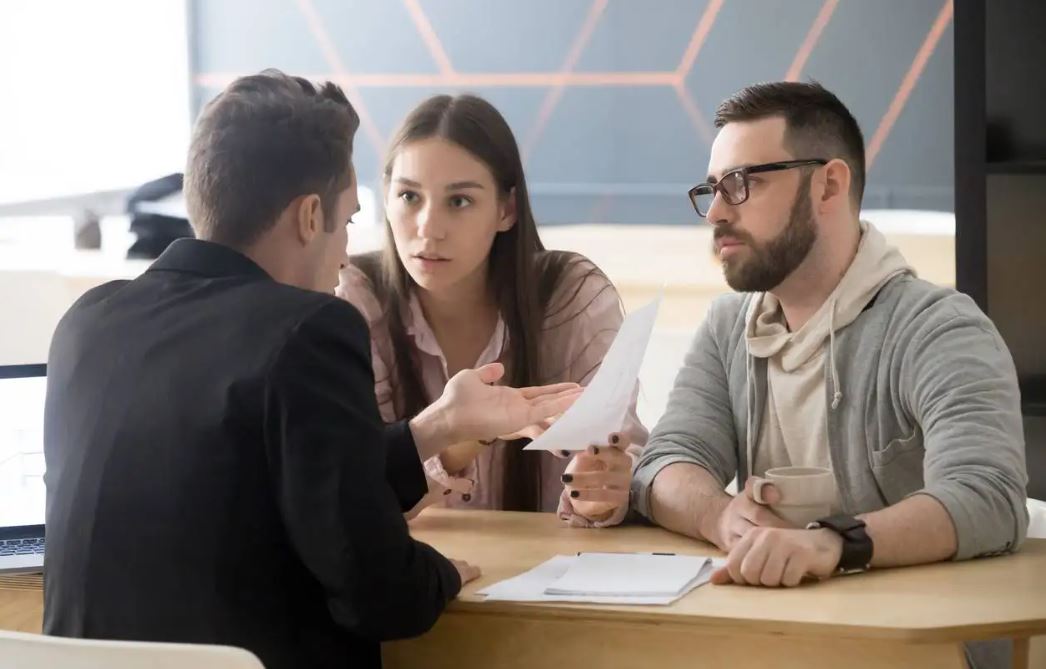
[337, 263, 478, 517]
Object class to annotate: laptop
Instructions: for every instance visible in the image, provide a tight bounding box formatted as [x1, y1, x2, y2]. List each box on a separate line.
[0, 364, 47, 574]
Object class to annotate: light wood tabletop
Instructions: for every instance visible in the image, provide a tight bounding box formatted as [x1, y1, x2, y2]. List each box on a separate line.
[405, 509, 1046, 643]
[4, 510, 1043, 668]
[384, 509, 1046, 669]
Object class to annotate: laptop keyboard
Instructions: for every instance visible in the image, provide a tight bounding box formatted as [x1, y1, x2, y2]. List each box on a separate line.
[0, 537, 45, 556]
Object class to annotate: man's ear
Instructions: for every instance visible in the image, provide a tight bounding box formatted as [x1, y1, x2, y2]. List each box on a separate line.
[497, 187, 518, 232]
[819, 159, 852, 213]
[294, 194, 324, 244]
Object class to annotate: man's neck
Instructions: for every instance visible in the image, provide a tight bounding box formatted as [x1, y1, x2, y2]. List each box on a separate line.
[771, 217, 862, 331]
[242, 240, 299, 289]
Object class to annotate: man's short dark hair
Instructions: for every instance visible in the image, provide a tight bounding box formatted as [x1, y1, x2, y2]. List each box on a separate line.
[185, 69, 360, 248]
[714, 81, 865, 207]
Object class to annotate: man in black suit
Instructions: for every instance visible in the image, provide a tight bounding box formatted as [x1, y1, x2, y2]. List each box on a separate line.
[42, 70, 579, 669]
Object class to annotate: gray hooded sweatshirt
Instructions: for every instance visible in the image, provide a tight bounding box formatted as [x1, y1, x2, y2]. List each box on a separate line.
[632, 227, 1028, 669]
[747, 223, 912, 508]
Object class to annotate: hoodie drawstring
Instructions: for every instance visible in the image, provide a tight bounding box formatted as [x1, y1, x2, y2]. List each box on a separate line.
[828, 297, 843, 410]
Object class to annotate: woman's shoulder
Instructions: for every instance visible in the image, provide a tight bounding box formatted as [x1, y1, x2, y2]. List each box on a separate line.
[536, 250, 621, 326]
[533, 251, 624, 383]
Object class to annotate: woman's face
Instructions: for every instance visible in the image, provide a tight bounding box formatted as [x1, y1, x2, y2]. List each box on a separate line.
[385, 137, 516, 296]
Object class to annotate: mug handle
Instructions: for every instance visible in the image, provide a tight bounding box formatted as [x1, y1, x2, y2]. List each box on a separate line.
[752, 477, 772, 505]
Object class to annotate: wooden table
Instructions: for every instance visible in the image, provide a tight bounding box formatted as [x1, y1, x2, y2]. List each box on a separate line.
[3, 511, 1044, 668]
[385, 510, 1046, 669]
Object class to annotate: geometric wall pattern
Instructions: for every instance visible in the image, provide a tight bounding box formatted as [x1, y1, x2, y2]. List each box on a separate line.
[190, 0, 954, 224]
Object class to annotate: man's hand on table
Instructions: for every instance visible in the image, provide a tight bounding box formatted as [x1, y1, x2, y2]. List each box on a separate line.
[711, 527, 844, 587]
[708, 478, 793, 551]
[450, 558, 481, 588]
[701, 478, 845, 587]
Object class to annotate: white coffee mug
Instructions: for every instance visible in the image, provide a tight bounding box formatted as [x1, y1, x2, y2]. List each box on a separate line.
[752, 466, 835, 527]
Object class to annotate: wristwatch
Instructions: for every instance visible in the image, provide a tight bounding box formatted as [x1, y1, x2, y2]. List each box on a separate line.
[806, 514, 873, 574]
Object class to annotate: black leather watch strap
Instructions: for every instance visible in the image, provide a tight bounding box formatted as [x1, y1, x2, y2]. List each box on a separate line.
[807, 514, 873, 572]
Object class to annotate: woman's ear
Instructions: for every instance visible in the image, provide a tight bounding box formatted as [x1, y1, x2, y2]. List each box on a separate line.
[497, 187, 518, 232]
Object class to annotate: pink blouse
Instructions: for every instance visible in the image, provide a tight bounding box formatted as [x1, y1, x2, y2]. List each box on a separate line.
[336, 255, 647, 526]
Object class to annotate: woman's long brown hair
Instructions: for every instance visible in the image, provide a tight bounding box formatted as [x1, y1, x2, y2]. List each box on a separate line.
[354, 94, 602, 511]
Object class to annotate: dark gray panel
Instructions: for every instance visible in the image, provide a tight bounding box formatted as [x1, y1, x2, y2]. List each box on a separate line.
[1025, 416, 1046, 500]
[986, 174, 1046, 384]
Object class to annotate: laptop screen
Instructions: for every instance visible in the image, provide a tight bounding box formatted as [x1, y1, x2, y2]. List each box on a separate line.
[0, 365, 46, 528]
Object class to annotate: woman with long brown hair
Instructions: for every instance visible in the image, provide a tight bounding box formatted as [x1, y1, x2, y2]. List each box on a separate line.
[337, 94, 646, 526]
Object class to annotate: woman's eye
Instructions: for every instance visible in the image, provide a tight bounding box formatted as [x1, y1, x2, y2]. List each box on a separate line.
[448, 195, 472, 209]
[398, 191, 419, 204]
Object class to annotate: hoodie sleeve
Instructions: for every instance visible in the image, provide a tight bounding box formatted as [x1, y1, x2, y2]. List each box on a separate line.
[903, 295, 1029, 560]
[632, 297, 740, 519]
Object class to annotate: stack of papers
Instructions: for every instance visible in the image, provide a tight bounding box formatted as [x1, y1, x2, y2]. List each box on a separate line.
[478, 552, 724, 605]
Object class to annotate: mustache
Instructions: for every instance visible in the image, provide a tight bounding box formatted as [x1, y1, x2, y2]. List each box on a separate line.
[713, 225, 754, 245]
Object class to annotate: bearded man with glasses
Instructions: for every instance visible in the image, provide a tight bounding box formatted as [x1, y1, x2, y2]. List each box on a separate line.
[631, 81, 1026, 669]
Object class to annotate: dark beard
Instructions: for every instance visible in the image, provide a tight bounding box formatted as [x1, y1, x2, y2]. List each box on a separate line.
[717, 174, 817, 292]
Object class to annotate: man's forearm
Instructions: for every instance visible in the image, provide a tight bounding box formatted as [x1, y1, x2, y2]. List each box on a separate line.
[407, 404, 486, 474]
[649, 462, 731, 544]
[858, 493, 958, 568]
[408, 404, 454, 462]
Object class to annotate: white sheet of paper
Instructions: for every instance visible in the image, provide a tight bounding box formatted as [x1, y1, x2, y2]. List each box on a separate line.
[544, 552, 712, 597]
[477, 553, 722, 606]
[524, 297, 661, 452]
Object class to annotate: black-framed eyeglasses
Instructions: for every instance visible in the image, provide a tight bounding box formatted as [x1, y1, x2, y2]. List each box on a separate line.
[688, 159, 827, 218]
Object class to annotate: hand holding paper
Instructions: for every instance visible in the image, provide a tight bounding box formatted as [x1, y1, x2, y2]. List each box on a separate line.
[524, 298, 660, 453]
[561, 439, 632, 523]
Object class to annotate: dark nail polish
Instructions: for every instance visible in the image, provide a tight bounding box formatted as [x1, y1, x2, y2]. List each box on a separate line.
[443, 489, 452, 496]
[561, 474, 573, 483]
[560, 450, 571, 457]
[610, 435, 621, 445]
[462, 493, 472, 502]
[570, 490, 580, 498]
[592, 446, 600, 454]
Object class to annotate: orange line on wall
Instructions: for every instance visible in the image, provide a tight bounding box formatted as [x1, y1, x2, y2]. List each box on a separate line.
[522, 0, 608, 163]
[676, 0, 724, 78]
[866, 0, 953, 169]
[295, 0, 386, 155]
[402, 0, 455, 75]
[674, 83, 714, 145]
[196, 0, 723, 154]
[785, 0, 838, 81]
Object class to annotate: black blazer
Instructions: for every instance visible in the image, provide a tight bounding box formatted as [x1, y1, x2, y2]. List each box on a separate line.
[43, 239, 460, 669]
